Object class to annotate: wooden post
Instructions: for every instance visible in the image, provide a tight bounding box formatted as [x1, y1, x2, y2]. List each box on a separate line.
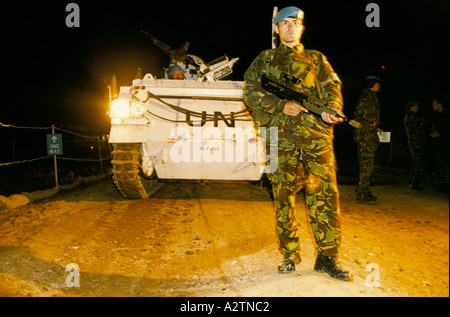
[52, 124, 59, 188]
[97, 136, 104, 176]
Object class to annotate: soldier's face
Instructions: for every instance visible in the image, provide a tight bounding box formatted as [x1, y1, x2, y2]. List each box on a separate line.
[170, 71, 184, 80]
[274, 17, 305, 47]
[373, 82, 382, 92]
[432, 100, 443, 111]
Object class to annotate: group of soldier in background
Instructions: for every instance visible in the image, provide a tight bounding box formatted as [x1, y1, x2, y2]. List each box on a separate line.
[403, 98, 449, 192]
[354, 75, 449, 205]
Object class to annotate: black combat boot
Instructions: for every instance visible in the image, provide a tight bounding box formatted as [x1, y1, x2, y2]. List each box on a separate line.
[366, 191, 378, 201]
[278, 252, 301, 274]
[314, 255, 352, 282]
[409, 182, 423, 191]
[356, 190, 377, 205]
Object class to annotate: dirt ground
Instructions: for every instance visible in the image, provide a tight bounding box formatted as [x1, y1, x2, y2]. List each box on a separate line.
[0, 174, 448, 298]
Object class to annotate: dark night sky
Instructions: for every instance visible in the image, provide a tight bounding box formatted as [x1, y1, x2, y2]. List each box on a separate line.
[2, 0, 449, 135]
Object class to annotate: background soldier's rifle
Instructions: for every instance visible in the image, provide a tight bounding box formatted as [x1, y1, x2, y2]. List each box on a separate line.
[261, 74, 361, 128]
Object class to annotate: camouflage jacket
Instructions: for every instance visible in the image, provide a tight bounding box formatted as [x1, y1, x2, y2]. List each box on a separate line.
[404, 109, 428, 151]
[431, 109, 449, 141]
[243, 44, 343, 148]
[353, 88, 380, 143]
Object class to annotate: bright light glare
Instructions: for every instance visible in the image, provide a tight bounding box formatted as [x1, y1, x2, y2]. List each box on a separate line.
[110, 98, 130, 118]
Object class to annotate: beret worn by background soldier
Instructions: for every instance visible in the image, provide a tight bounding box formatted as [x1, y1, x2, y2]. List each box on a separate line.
[365, 75, 381, 82]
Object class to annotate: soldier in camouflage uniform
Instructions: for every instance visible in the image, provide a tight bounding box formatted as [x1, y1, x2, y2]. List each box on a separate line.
[243, 6, 351, 281]
[404, 100, 428, 191]
[353, 76, 382, 204]
[430, 99, 449, 191]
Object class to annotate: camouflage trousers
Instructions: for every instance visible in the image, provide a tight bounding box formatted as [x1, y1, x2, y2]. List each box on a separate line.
[266, 138, 341, 257]
[408, 146, 426, 186]
[356, 137, 379, 193]
[432, 138, 449, 186]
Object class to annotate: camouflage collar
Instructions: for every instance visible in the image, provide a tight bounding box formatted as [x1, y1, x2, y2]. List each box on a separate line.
[279, 43, 304, 54]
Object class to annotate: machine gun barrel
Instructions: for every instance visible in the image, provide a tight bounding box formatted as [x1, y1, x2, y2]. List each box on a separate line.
[261, 74, 361, 128]
[140, 30, 172, 53]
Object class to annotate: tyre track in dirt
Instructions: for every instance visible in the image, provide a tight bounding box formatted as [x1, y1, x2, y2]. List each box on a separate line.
[0, 179, 278, 296]
[0, 177, 448, 297]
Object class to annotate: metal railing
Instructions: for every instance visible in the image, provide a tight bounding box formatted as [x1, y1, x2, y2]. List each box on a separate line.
[1, 121, 111, 188]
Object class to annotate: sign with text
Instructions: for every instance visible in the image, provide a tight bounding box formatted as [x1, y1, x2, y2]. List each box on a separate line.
[47, 134, 63, 155]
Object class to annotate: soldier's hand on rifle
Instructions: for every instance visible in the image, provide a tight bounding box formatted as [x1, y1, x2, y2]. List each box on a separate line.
[430, 130, 441, 138]
[370, 121, 382, 127]
[321, 112, 343, 124]
[283, 101, 308, 116]
[321, 107, 344, 124]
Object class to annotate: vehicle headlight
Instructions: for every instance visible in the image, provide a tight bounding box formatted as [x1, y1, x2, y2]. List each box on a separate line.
[110, 98, 131, 118]
[130, 102, 146, 117]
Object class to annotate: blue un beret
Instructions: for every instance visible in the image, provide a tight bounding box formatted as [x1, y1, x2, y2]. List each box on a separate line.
[167, 64, 184, 78]
[273, 6, 304, 24]
[365, 75, 381, 82]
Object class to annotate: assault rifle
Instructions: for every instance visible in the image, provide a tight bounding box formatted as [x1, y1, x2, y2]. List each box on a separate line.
[261, 74, 361, 128]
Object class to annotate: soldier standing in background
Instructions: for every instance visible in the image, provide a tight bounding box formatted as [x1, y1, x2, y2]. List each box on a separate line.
[243, 6, 351, 281]
[404, 100, 428, 191]
[167, 64, 185, 80]
[353, 76, 382, 205]
[430, 99, 449, 191]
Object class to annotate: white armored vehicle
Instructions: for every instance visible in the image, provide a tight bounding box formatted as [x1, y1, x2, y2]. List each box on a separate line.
[108, 34, 267, 198]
